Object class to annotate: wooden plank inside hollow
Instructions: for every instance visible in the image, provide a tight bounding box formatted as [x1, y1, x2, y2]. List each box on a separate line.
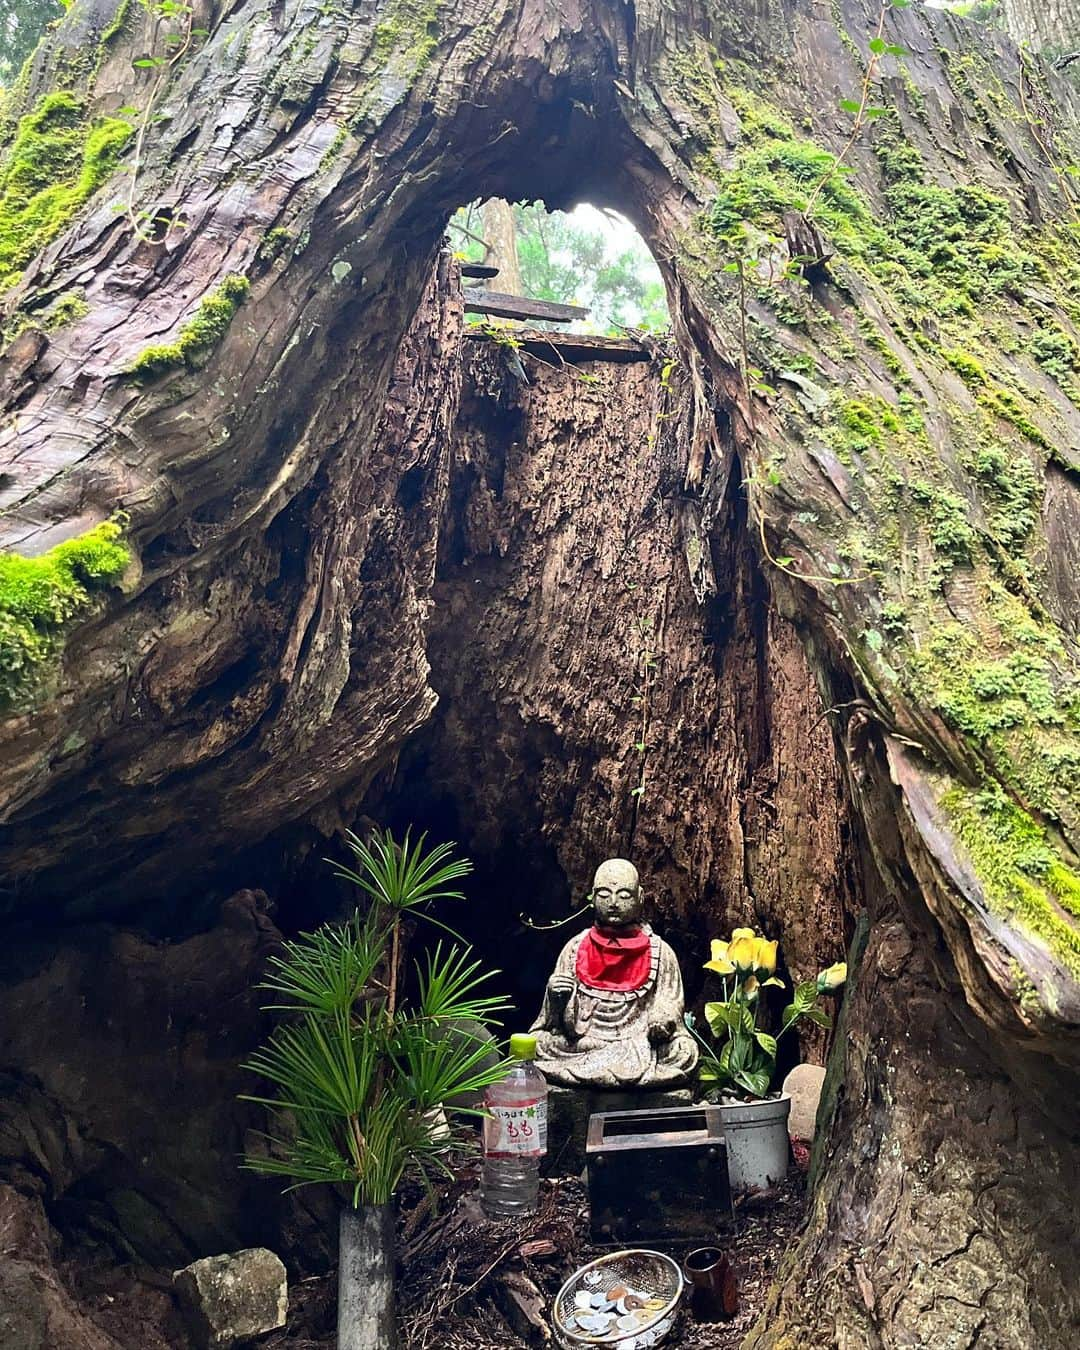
[464, 326, 651, 364]
[463, 290, 589, 323]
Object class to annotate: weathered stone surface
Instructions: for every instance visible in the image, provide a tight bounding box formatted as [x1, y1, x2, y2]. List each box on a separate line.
[531, 861, 698, 1089]
[173, 1248, 287, 1350]
[782, 1064, 826, 1141]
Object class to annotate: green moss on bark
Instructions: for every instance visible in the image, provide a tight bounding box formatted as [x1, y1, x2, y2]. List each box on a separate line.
[943, 786, 1080, 984]
[3, 287, 90, 344]
[0, 519, 131, 708]
[371, 0, 439, 67]
[0, 91, 132, 291]
[128, 274, 250, 378]
[680, 73, 1080, 1000]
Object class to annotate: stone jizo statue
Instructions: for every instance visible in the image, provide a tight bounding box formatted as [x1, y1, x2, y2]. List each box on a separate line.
[530, 858, 698, 1089]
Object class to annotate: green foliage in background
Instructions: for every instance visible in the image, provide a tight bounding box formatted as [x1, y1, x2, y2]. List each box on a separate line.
[450, 199, 670, 334]
[0, 0, 59, 84]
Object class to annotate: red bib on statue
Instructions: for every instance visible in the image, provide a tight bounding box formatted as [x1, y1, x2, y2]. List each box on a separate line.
[575, 926, 652, 991]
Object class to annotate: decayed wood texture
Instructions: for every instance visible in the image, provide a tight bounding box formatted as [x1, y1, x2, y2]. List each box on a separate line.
[1, 0, 1080, 1342]
[370, 335, 853, 1024]
[462, 327, 651, 362]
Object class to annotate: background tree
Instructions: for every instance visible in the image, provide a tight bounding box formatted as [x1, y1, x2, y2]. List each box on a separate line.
[1000, 0, 1080, 65]
[0, 0, 55, 83]
[477, 197, 523, 296]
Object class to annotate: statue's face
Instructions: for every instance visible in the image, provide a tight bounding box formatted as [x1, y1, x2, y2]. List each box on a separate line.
[592, 859, 642, 929]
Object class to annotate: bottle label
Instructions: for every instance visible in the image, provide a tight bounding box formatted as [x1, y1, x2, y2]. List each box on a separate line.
[483, 1097, 547, 1157]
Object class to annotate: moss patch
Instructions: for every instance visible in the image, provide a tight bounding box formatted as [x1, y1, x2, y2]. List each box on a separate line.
[128, 274, 250, 379]
[680, 70, 1080, 1019]
[3, 287, 90, 345]
[943, 786, 1080, 983]
[0, 91, 132, 291]
[256, 227, 294, 265]
[0, 519, 130, 709]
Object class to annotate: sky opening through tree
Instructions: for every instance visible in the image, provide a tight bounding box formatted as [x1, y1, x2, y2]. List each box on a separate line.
[449, 199, 671, 335]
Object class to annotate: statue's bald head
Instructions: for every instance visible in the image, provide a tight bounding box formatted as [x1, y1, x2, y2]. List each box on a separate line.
[592, 858, 643, 930]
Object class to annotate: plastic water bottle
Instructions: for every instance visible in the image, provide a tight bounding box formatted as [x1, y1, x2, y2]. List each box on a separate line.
[480, 1033, 548, 1218]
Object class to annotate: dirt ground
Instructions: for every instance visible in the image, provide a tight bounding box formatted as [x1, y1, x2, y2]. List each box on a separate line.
[263, 1160, 809, 1350]
[68, 1148, 808, 1348]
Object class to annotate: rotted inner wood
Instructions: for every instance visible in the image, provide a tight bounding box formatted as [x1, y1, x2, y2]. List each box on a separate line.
[464, 327, 652, 363]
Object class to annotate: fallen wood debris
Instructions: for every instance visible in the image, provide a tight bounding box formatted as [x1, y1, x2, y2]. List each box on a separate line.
[463, 291, 589, 324]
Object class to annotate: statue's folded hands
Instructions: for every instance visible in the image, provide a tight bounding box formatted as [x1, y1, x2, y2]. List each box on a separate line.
[647, 1019, 677, 1047]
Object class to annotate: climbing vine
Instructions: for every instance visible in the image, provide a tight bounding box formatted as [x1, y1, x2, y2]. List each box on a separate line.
[122, 0, 209, 240]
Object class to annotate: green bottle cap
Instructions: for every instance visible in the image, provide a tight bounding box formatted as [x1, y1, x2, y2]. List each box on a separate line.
[509, 1033, 537, 1060]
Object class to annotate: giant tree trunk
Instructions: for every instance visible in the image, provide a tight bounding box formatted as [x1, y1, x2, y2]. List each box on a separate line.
[2, 1, 1080, 1345]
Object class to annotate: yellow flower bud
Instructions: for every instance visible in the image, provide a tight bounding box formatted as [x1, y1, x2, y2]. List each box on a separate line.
[818, 961, 847, 991]
[704, 937, 735, 975]
[731, 927, 757, 943]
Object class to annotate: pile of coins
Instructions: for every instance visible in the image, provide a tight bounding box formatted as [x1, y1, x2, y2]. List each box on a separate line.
[561, 1268, 674, 1347]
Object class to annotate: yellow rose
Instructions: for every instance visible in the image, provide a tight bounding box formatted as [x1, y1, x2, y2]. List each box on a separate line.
[818, 961, 847, 991]
[703, 938, 734, 975]
[731, 927, 757, 943]
[753, 938, 778, 975]
[728, 935, 759, 972]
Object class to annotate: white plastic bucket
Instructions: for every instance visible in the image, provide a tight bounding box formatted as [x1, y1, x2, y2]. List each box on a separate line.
[715, 1094, 791, 1193]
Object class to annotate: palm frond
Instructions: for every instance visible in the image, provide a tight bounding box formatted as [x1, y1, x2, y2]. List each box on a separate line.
[258, 908, 385, 1014]
[242, 829, 507, 1208]
[392, 1017, 509, 1111]
[243, 1006, 376, 1117]
[332, 828, 473, 917]
[415, 940, 510, 1025]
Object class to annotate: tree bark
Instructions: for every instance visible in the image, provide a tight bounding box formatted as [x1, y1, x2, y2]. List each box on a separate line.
[1001, 0, 1080, 62]
[2, 1, 1080, 1345]
[479, 197, 524, 296]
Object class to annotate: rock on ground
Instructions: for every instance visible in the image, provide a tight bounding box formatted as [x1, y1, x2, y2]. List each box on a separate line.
[173, 1248, 288, 1349]
[782, 1064, 826, 1141]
